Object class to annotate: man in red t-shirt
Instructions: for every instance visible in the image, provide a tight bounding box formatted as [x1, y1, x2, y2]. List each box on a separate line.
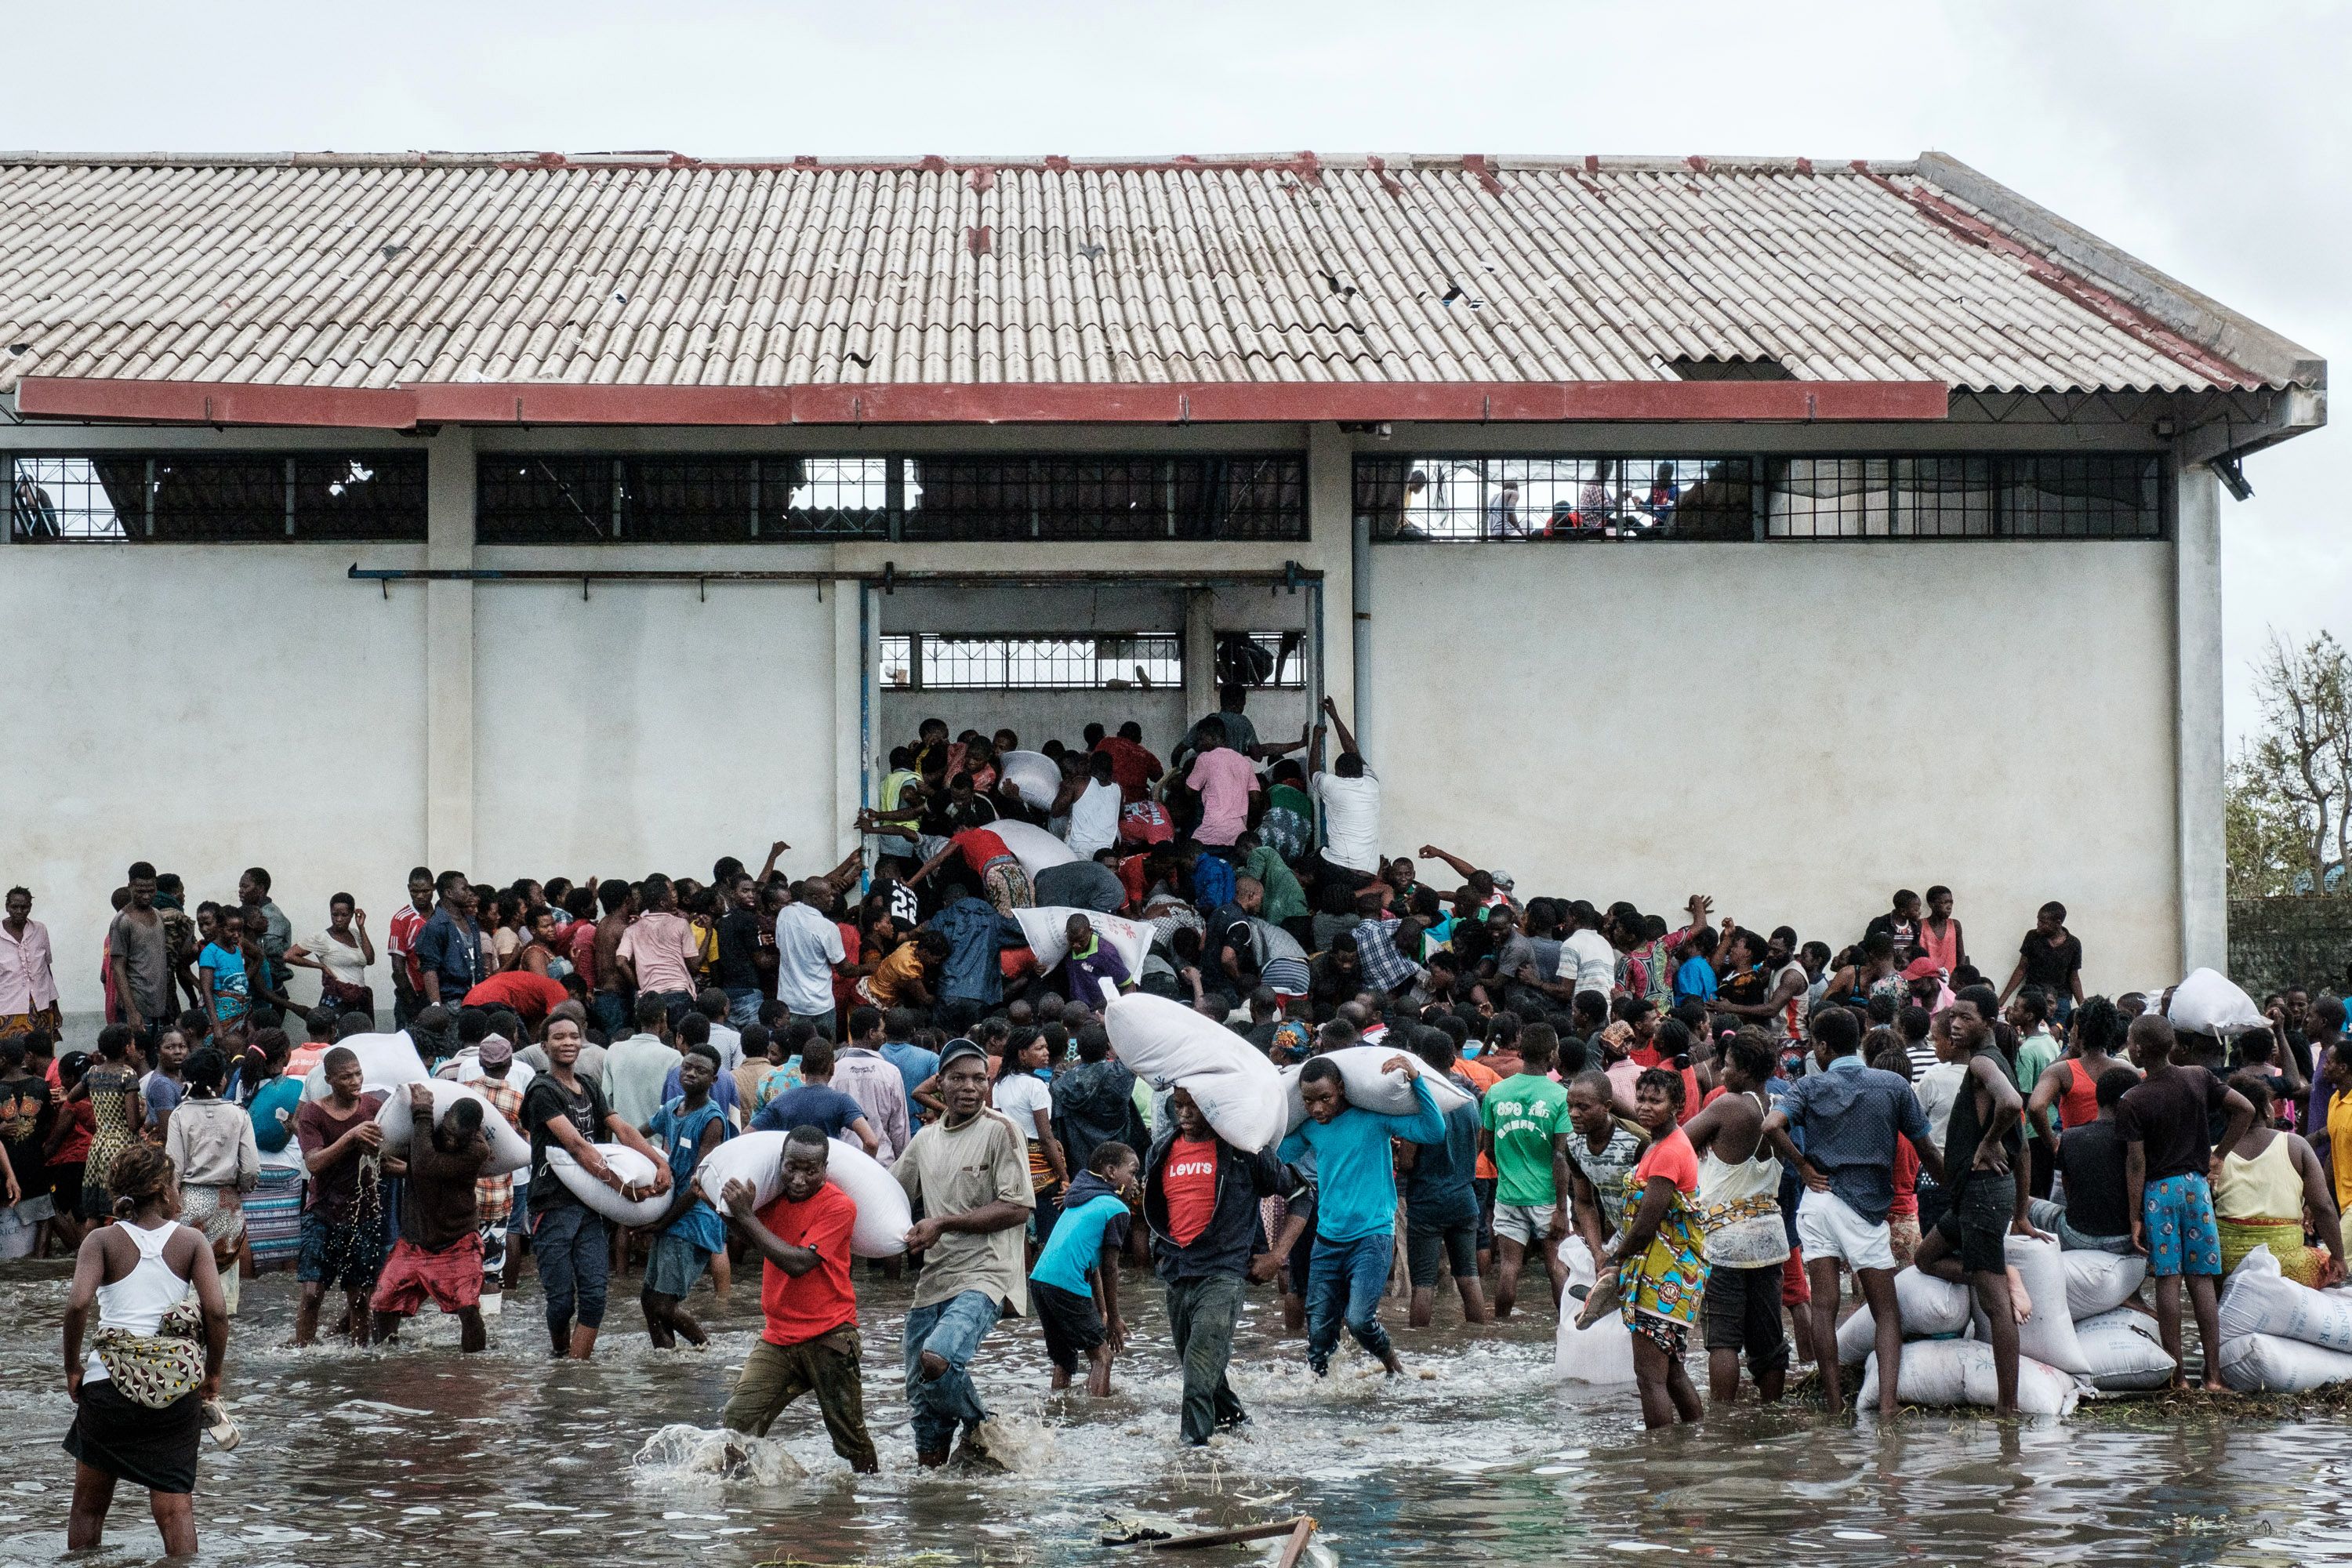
[1141, 1087, 1298, 1446]
[387, 867, 434, 1027]
[717, 1127, 877, 1472]
[1091, 722, 1164, 804]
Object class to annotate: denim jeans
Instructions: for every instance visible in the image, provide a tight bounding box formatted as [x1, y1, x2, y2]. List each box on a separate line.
[1305, 1229, 1396, 1372]
[1166, 1272, 1247, 1443]
[533, 1201, 611, 1334]
[902, 1289, 1002, 1454]
[591, 991, 631, 1038]
[723, 988, 764, 1029]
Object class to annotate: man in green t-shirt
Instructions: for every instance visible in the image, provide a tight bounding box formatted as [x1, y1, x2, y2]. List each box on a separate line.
[1479, 1023, 1573, 1319]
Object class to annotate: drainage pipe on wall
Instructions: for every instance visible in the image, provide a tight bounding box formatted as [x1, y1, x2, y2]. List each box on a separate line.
[1350, 514, 1372, 756]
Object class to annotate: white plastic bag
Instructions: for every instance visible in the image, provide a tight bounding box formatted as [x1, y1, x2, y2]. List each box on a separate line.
[1552, 1237, 1637, 1386]
[997, 750, 1062, 811]
[1857, 1339, 2079, 1417]
[992, 819, 1080, 877]
[2072, 1307, 2176, 1391]
[2218, 1331, 2352, 1392]
[547, 1143, 673, 1226]
[2165, 967, 2265, 1039]
[375, 1079, 529, 1177]
[1278, 1044, 1473, 1136]
[1834, 1266, 1974, 1364]
[2060, 1249, 2148, 1320]
[302, 1033, 430, 1102]
[1014, 907, 1151, 988]
[1103, 992, 1287, 1152]
[692, 1129, 913, 1258]
[2217, 1246, 2352, 1352]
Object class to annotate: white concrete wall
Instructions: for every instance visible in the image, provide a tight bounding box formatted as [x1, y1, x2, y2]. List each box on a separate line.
[1, 544, 430, 1013]
[1364, 539, 2185, 992]
[471, 579, 844, 887]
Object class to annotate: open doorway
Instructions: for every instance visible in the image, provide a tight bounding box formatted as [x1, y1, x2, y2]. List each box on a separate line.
[869, 578, 1321, 793]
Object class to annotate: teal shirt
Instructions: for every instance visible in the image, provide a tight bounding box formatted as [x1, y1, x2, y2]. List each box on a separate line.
[1030, 1178, 1132, 1295]
[1276, 1076, 1446, 1242]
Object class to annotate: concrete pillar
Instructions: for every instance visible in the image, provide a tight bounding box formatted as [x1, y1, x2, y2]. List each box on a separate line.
[833, 578, 869, 864]
[1181, 587, 1216, 724]
[425, 430, 477, 875]
[1305, 423, 1356, 733]
[2175, 459, 2227, 975]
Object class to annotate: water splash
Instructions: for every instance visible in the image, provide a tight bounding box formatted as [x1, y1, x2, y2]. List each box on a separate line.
[630, 1423, 805, 1487]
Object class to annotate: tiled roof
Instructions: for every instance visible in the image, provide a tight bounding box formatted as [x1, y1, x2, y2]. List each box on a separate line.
[0, 152, 2316, 400]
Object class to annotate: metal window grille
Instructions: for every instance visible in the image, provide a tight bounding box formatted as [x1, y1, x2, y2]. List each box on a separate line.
[475, 455, 895, 543]
[1214, 631, 1308, 689]
[1357, 456, 1755, 541]
[1765, 455, 2161, 538]
[9, 452, 426, 542]
[902, 455, 1305, 541]
[1359, 453, 2162, 541]
[879, 633, 1184, 691]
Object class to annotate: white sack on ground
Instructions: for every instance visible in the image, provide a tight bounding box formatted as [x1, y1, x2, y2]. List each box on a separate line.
[2072, 1308, 2176, 1391]
[2218, 1246, 2352, 1352]
[2060, 1250, 2148, 1320]
[2217, 1331, 2352, 1393]
[1103, 992, 1286, 1152]
[375, 1079, 529, 1176]
[2006, 1235, 2091, 1374]
[692, 1130, 913, 1258]
[1278, 1045, 1473, 1136]
[1835, 1267, 1975, 1364]
[1857, 1339, 2078, 1417]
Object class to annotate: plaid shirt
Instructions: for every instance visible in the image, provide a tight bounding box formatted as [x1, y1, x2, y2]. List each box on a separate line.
[474, 1076, 524, 1226]
[1354, 916, 1425, 996]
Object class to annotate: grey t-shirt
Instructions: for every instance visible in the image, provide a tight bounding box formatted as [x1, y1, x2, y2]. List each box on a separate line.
[1033, 858, 1125, 914]
[107, 908, 174, 1020]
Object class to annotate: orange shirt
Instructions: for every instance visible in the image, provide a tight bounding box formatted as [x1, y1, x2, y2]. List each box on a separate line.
[1456, 1054, 1501, 1180]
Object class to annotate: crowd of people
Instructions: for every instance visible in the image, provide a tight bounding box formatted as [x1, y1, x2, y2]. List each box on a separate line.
[7, 681, 2352, 1555]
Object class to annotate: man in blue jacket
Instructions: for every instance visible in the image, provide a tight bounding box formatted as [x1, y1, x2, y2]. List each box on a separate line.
[1142, 1087, 1298, 1445]
[1276, 1053, 1447, 1376]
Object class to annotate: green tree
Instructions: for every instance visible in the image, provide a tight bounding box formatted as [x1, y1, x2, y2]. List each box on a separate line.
[2240, 630, 2352, 893]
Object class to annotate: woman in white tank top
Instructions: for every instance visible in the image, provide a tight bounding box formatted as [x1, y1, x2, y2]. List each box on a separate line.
[1679, 1034, 1793, 1406]
[60, 1143, 228, 1557]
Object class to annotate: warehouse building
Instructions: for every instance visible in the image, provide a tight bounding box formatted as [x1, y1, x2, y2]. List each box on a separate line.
[0, 151, 2325, 1009]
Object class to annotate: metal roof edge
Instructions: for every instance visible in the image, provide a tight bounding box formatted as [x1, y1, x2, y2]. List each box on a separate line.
[0, 149, 1915, 176]
[1914, 151, 2325, 393]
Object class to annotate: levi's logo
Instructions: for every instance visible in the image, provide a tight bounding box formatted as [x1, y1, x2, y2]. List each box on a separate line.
[1168, 1159, 1215, 1178]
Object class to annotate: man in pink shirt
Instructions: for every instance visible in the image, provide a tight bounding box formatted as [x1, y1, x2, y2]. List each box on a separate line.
[1183, 719, 1260, 851]
[615, 873, 703, 1025]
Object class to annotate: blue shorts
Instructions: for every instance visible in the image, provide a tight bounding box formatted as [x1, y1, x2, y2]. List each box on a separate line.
[644, 1233, 712, 1298]
[2142, 1172, 2222, 1278]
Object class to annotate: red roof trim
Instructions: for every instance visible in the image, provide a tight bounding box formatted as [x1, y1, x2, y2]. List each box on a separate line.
[15, 376, 1951, 430]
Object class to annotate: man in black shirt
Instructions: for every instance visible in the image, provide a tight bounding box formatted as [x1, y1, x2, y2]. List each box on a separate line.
[713, 875, 767, 1029]
[2000, 900, 2084, 1019]
[1908, 985, 2029, 1415]
[2118, 1013, 2255, 1392]
[2048, 1067, 2140, 1251]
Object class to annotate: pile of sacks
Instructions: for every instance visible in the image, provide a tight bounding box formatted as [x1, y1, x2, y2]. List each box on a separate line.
[1837, 1236, 2161, 1417]
[2216, 1246, 2352, 1392]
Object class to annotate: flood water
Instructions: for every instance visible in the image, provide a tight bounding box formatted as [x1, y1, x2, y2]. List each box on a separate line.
[5, 1255, 2352, 1566]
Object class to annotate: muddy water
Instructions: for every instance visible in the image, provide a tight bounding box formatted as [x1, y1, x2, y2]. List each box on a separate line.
[4, 1257, 2351, 1566]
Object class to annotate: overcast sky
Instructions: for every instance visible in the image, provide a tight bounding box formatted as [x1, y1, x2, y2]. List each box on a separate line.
[9, 0, 2341, 734]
